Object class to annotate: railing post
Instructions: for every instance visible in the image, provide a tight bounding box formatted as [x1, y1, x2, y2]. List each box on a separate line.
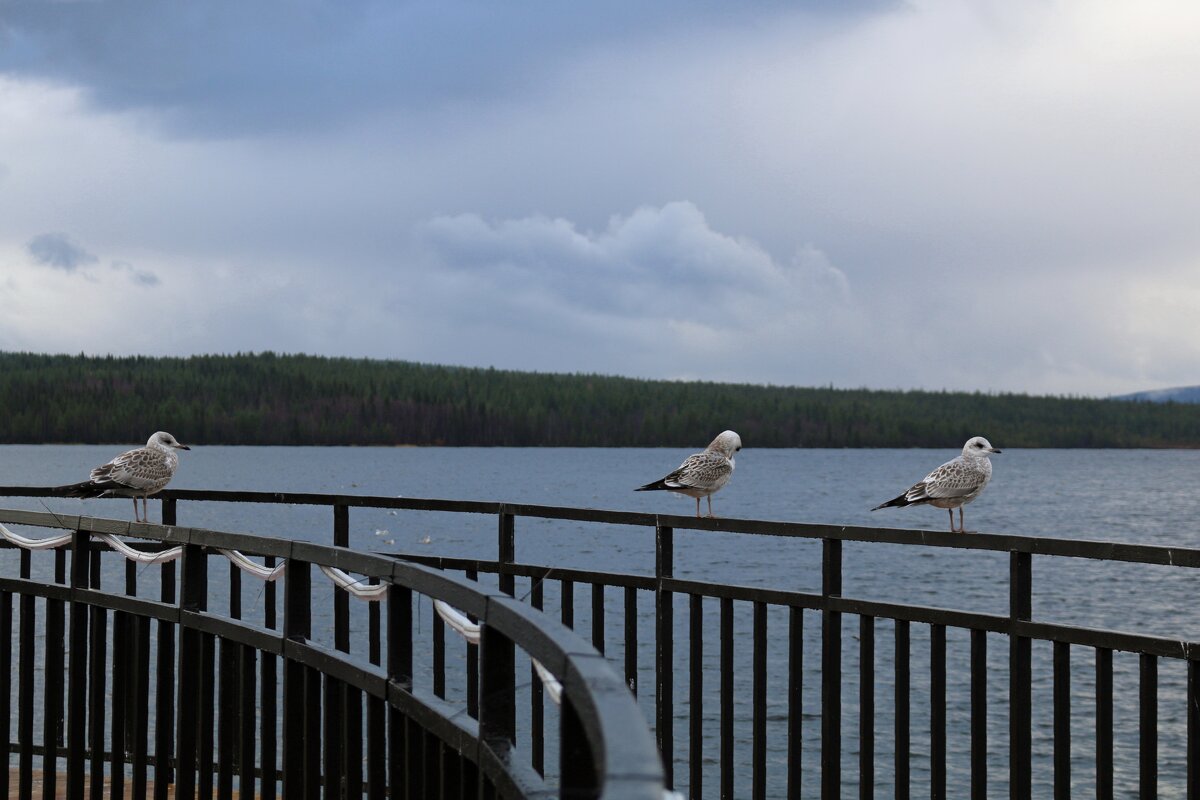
[282, 558, 317, 800]
[498, 508, 515, 597]
[1009, 551, 1032, 799]
[821, 538, 842, 800]
[328, 504, 350, 800]
[560, 693, 599, 800]
[176, 543, 207, 800]
[386, 584, 413, 795]
[478, 622, 516, 757]
[1140, 653, 1157, 797]
[66, 529, 91, 800]
[655, 520, 674, 788]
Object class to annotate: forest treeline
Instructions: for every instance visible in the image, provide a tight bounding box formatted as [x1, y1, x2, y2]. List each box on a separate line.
[1, 351, 1198, 448]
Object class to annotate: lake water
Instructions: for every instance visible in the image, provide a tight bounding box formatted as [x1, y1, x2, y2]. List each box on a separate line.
[2, 445, 1199, 797]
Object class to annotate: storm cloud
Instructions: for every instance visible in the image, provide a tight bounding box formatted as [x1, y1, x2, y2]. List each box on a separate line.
[2, 1, 1200, 395]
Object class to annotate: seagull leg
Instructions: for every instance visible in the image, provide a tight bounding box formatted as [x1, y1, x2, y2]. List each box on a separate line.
[694, 497, 701, 518]
[143, 497, 150, 523]
[959, 507, 966, 533]
[132, 497, 140, 523]
[707, 496, 715, 518]
[947, 508, 955, 533]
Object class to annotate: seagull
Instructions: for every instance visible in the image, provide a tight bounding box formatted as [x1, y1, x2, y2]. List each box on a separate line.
[636, 430, 742, 518]
[871, 436, 1000, 532]
[55, 431, 191, 523]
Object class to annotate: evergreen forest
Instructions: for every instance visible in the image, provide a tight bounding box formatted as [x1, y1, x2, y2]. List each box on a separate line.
[1, 351, 1198, 448]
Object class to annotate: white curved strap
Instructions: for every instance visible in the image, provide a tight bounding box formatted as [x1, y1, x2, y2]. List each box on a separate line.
[319, 565, 387, 600]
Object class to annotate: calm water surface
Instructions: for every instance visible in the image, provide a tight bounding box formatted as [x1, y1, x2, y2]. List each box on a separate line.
[2, 445, 1199, 798]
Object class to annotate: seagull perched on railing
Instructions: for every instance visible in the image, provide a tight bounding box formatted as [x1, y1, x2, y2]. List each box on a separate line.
[54, 431, 190, 523]
[871, 436, 1000, 533]
[636, 430, 741, 518]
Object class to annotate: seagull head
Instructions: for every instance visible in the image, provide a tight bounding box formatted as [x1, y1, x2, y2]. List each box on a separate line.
[963, 436, 1000, 457]
[708, 430, 743, 459]
[149, 431, 191, 451]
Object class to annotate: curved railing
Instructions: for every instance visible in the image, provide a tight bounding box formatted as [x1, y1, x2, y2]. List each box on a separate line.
[0, 505, 663, 800]
[3, 485, 1200, 797]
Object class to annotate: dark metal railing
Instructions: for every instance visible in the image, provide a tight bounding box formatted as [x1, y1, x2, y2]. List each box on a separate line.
[0, 500, 663, 800]
[3, 485, 1200, 797]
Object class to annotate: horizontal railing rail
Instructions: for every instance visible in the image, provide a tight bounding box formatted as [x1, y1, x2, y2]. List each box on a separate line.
[0, 504, 664, 800]
[2, 485, 1198, 798]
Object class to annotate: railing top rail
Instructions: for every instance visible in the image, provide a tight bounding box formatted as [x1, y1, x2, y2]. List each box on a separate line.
[0, 505, 664, 799]
[2, 484, 1198, 569]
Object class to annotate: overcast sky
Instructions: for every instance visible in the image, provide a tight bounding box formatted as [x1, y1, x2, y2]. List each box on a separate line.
[2, 1, 1199, 397]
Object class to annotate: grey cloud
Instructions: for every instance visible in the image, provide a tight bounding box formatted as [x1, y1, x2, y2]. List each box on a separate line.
[406, 202, 862, 383]
[111, 261, 160, 287]
[0, 0, 887, 137]
[27, 232, 98, 271]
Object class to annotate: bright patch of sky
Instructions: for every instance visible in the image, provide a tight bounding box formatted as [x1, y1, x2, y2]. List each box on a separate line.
[2, 0, 1199, 396]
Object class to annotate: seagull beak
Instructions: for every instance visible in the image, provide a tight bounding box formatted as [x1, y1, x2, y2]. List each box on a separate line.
[990, 448, 1002, 454]
[178, 444, 191, 450]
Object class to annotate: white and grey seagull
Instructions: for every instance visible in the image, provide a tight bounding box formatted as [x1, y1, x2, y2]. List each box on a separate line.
[55, 431, 191, 523]
[636, 430, 742, 518]
[871, 436, 1000, 532]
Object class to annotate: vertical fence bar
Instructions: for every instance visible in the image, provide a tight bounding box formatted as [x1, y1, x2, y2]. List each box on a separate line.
[155, 559, 177, 800]
[261, 556, 279, 800]
[753, 600, 768, 800]
[174, 544, 206, 800]
[788, 606, 803, 800]
[689, 594, 703, 799]
[1053, 641, 1071, 799]
[498, 510, 515, 596]
[971, 629, 987, 800]
[282, 558, 314, 800]
[860, 615, 875, 800]
[86, 544, 106, 800]
[0, 586, 10, 800]
[43, 548, 66, 800]
[896, 619, 910, 800]
[66, 531, 90, 800]
[479, 623, 516, 763]
[1009, 551, 1032, 799]
[821, 539, 842, 800]
[592, 583, 606, 654]
[562, 578, 575, 628]
[656, 521, 674, 789]
[367, 576, 387, 799]
[531, 578, 546, 777]
[328, 503, 350, 800]
[112, 561, 133, 800]
[1140, 653, 1157, 798]
[239, 643, 257, 800]
[387, 585, 414, 798]
[198, 633, 217, 796]
[466, 567, 479, 721]
[1096, 647, 1113, 800]
[625, 586, 638, 697]
[18, 548, 34, 800]
[931, 623, 946, 800]
[1190, 659, 1200, 800]
[218, 636, 237, 800]
[560, 693, 598, 800]
[720, 597, 734, 800]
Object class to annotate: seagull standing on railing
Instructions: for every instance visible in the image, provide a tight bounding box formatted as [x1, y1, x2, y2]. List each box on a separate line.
[636, 430, 742, 518]
[871, 435, 1000, 533]
[54, 431, 190, 523]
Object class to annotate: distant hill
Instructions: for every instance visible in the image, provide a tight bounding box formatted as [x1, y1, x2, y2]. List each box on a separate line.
[1113, 386, 1200, 404]
[3, 351, 1200, 447]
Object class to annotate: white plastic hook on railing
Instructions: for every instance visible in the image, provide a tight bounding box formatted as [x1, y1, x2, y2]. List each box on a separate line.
[433, 599, 564, 704]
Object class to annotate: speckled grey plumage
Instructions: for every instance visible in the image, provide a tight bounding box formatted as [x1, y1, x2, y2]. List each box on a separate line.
[55, 431, 191, 522]
[636, 430, 742, 517]
[872, 436, 1000, 532]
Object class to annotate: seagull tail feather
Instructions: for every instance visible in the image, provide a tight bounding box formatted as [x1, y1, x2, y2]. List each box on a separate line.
[871, 493, 911, 511]
[635, 479, 671, 492]
[50, 481, 108, 498]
